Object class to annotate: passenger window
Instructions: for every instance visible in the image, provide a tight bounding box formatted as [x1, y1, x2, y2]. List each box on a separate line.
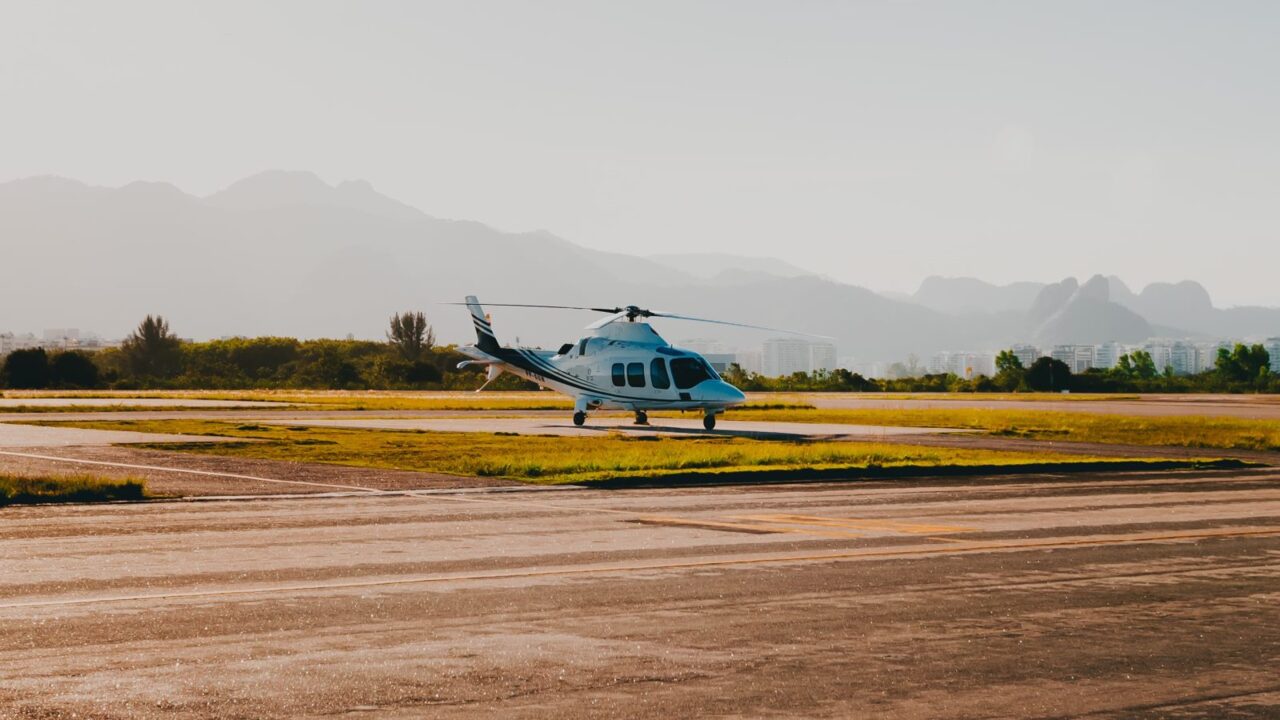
[627, 362, 646, 388]
[650, 358, 670, 389]
[612, 363, 625, 387]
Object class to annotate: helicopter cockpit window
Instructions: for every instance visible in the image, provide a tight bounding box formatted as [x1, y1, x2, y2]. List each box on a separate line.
[612, 363, 625, 387]
[671, 357, 716, 389]
[650, 358, 671, 389]
[626, 362, 646, 388]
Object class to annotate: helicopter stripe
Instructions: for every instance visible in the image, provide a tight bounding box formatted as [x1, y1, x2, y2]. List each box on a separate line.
[512, 348, 670, 404]
[518, 349, 687, 406]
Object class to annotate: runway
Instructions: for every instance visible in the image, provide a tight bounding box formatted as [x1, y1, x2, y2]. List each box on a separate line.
[4, 467, 1280, 718]
[801, 392, 1280, 420]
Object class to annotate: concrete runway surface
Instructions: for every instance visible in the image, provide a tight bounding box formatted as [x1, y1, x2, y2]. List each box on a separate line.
[800, 392, 1280, 420]
[4, 467, 1280, 718]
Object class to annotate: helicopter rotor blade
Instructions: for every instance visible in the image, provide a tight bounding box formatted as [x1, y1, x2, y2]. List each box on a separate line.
[438, 302, 621, 314]
[441, 300, 825, 337]
[645, 311, 832, 339]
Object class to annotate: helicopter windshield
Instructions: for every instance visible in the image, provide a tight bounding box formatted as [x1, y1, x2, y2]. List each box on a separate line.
[670, 357, 718, 389]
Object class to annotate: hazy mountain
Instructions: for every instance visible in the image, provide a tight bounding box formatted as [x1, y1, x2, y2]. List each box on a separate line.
[647, 252, 816, 280]
[1032, 275, 1153, 345]
[911, 276, 1046, 315]
[0, 173, 977, 358]
[2, 172, 1276, 361]
[1110, 277, 1279, 337]
[1028, 277, 1080, 325]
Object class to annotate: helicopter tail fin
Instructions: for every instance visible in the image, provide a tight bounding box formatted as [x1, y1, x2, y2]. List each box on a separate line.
[465, 295, 501, 354]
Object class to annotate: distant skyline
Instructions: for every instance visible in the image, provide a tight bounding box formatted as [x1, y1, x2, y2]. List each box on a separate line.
[3, 2, 1278, 306]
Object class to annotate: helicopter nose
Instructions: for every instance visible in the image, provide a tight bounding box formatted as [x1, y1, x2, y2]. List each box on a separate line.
[700, 381, 746, 406]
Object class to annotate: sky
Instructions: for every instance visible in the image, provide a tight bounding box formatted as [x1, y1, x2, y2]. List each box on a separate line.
[2, 1, 1278, 306]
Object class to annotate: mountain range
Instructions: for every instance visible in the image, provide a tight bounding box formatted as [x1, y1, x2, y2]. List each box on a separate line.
[2, 171, 1277, 360]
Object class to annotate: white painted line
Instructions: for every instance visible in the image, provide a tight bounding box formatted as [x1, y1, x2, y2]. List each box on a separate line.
[0, 449, 378, 493]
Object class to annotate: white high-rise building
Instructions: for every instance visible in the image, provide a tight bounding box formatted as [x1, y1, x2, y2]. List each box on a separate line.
[1169, 341, 1198, 376]
[762, 338, 838, 376]
[1010, 344, 1039, 368]
[763, 338, 813, 376]
[1095, 342, 1121, 370]
[1144, 341, 1173, 374]
[1266, 338, 1280, 373]
[810, 342, 837, 374]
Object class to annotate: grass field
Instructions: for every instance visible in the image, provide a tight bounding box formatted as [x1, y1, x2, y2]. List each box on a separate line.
[0, 473, 148, 506]
[35, 419, 1216, 485]
[1, 390, 576, 411]
[716, 407, 1280, 452]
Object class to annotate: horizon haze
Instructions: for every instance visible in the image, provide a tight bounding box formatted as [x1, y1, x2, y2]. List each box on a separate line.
[2, 170, 1277, 362]
[3, 2, 1279, 306]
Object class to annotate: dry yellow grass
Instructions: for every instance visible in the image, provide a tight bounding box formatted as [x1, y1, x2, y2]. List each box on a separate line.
[40, 419, 1213, 485]
[718, 407, 1280, 452]
[0, 473, 147, 505]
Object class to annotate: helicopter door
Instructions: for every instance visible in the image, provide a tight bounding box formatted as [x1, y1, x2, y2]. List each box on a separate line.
[650, 358, 671, 393]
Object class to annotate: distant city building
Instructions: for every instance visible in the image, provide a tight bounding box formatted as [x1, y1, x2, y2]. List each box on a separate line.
[762, 338, 837, 376]
[1143, 341, 1173, 374]
[43, 328, 80, 344]
[1267, 338, 1280, 374]
[1169, 341, 1199, 376]
[930, 351, 995, 379]
[701, 353, 738, 374]
[0, 332, 40, 355]
[678, 338, 732, 355]
[810, 342, 837, 373]
[1009, 344, 1039, 369]
[1094, 342, 1121, 370]
[1049, 345, 1095, 374]
[734, 349, 763, 374]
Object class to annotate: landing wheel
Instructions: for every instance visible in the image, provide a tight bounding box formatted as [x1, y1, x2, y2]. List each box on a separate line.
[634, 410, 648, 425]
[573, 411, 586, 426]
[703, 414, 717, 430]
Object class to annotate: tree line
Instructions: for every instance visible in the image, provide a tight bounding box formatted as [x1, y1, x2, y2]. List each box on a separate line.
[0, 313, 533, 391]
[723, 343, 1277, 394]
[1, 314, 1275, 393]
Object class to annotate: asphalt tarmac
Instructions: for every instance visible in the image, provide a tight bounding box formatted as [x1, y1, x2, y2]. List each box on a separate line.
[801, 392, 1280, 420]
[3, 466, 1280, 718]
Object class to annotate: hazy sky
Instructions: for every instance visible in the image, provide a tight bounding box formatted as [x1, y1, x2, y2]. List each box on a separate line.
[3, 1, 1278, 306]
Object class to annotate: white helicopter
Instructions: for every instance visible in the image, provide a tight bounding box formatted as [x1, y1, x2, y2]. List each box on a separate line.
[451, 296, 813, 429]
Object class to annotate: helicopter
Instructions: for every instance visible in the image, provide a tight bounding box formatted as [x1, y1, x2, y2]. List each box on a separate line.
[450, 296, 814, 429]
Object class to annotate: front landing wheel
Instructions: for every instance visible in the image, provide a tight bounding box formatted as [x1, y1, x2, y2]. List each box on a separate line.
[573, 411, 587, 426]
[703, 414, 717, 430]
[634, 411, 648, 425]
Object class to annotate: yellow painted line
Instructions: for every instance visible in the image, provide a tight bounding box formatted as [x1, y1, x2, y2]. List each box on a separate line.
[4, 527, 1279, 611]
[734, 513, 976, 535]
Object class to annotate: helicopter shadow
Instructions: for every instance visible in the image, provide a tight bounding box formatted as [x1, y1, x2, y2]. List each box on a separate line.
[576, 423, 816, 442]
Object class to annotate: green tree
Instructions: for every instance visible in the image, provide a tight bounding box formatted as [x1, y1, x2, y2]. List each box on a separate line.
[122, 315, 182, 378]
[387, 311, 434, 361]
[1216, 343, 1270, 384]
[1113, 351, 1157, 380]
[1129, 350, 1158, 380]
[994, 350, 1026, 391]
[49, 351, 99, 388]
[1025, 356, 1071, 392]
[1, 348, 50, 389]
